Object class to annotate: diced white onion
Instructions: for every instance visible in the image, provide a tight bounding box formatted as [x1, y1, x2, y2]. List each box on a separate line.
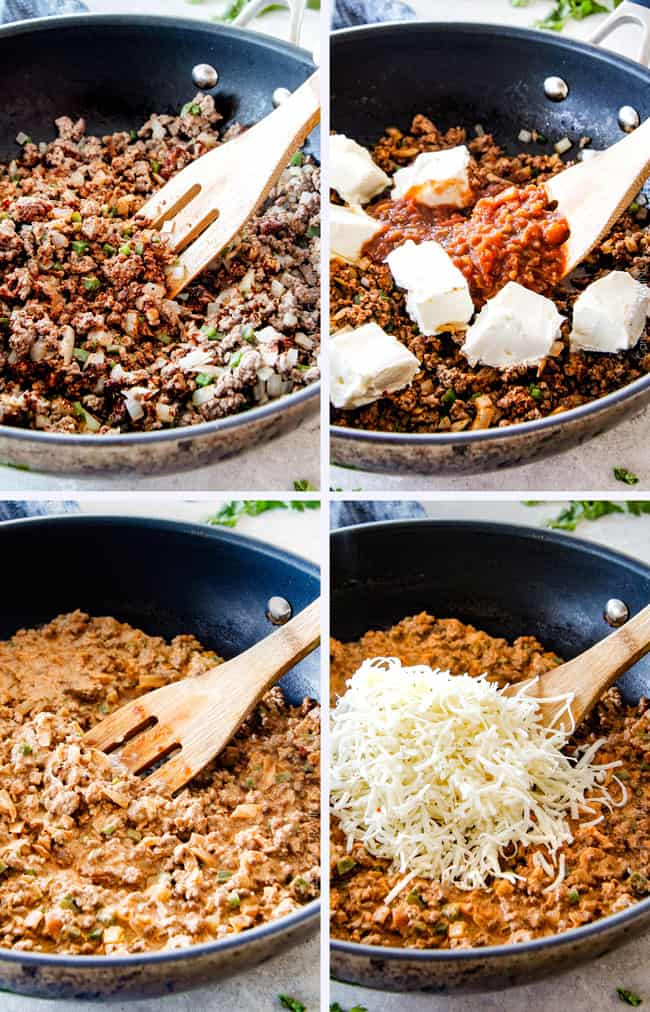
[60, 326, 75, 366]
[261, 347, 278, 367]
[256, 365, 275, 382]
[474, 123, 485, 137]
[286, 348, 299, 367]
[294, 333, 315, 350]
[518, 129, 532, 144]
[176, 348, 214, 371]
[123, 393, 144, 421]
[124, 311, 139, 336]
[156, 403, 174, 422]
[554, 137, 572, 154]
[192, 385, 216, 407]
[239, 269, 255, 294]
[84, 351, 105, 369]
[270, 279, 284, 298]
[151, 120, 166, 141]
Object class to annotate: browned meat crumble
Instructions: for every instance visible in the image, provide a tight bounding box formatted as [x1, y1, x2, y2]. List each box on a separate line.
[330, 115, 650, 434]
[0, 95, 320, 434]
[330, 613, 650, 949]
[0, 611, 320, 954]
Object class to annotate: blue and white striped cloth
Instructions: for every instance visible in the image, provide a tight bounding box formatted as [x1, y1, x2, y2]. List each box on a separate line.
[0, 502, 78, 521]
[330, 501, 424, 529]
[332, 0, 415, 29]
[1, 0, 86, 24]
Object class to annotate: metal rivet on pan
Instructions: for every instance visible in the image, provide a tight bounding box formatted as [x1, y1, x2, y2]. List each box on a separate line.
[192, 63, 219, 89]
[272, 87, 292, 107]
[267, 596, 292, 625]
[604, 598, 630, 627]
[618, 105, 640, 132]
[544, 76, 569, 101]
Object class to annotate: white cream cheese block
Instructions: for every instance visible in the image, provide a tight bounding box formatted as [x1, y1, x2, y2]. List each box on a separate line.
[386, 239, 474, 335]
[329, 134, 391, 206]
[330, 323, 420, 409]
[462, 281, 564, 368]
[570, 270, 650, 353]
[329, 203, 382, 263]
[392, 146, 472, 207]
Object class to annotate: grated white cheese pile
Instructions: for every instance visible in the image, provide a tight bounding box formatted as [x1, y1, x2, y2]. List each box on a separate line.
[330, 658, 625, 901]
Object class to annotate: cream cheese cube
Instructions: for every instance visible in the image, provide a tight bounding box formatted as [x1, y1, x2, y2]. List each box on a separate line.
[462, 281, 564, 369]
[386, 239, 474, 335]
[570, 271, 650, 353]
[329, 134, 391, 206]
[330, 323, 420, 410]
[392, 146, 472, 208]
[330, 204, 382, 263]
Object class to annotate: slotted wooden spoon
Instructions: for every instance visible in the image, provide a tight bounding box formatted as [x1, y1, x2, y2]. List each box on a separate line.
[137, 71, 320, 298]
[504, 603, 650, 732]
[84, 598, 320, 793]
[547, 118, 650, 276]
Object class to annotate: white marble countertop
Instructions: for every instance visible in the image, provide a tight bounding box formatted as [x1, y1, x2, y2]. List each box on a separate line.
[1, 499, 322, 1012]
[330, 497, 650, 1012]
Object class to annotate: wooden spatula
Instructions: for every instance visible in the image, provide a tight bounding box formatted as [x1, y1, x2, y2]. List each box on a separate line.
[504, 603, 650, 733]
[137, 71, 320, 298]
[546, 118, 650, 276]
[84, 598, 320, 794]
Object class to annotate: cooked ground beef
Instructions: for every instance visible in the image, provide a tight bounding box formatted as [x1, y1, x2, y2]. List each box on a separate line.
[0, 97, 320, 434]
[0, 611, 320, 954]
[330, 613, 650, 949]
[330, 115, 650, 433]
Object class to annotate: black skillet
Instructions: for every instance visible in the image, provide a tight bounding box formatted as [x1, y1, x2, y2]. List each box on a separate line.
[0, 515, 320, 999]
[330, 519, 650, 991]
[330, 4, 650, 476]
[0, 13, 320, 477]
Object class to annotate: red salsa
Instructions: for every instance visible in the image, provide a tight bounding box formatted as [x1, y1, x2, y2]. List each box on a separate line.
[363, 183, 569, 303]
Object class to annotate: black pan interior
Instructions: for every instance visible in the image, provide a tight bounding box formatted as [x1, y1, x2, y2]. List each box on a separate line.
[331, 23, 650, 157]
[0, 15, 319, 161]
[331, 521, 650, 706]
[0, 516, 320, 705]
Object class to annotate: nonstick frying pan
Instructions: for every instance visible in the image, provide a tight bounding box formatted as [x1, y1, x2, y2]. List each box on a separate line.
[0, 13, 320, 477]
[0, 515, 320, 999]
[330, 518, 650, 991]
[330, 3, 650, 476]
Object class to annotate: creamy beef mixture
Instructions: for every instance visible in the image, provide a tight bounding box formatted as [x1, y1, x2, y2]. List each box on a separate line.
[0, 611, 320, 954]
[0, 96, 320, 434]
[330, 613, 650, 949]
[330, 116, 650, 433]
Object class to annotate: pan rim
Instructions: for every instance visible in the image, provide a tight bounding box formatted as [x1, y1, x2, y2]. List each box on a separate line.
[0, 514, 320, 971]
[330, 19, 650, 450]
[330, 517, 650, 962]
[0, 11, 320, 453]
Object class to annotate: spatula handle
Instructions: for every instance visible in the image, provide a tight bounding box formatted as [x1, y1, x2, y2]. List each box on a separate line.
[540, 603, 650, 727]
[199, 597, 321, 698]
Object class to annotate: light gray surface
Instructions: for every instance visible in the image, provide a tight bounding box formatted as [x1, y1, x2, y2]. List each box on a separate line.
[330, 408, 650, 492]
[0, 414, 320, 492]
[331, 499, 650, 1011]
[331, 932, 647, 1012]
[0, 935, 320, 1012]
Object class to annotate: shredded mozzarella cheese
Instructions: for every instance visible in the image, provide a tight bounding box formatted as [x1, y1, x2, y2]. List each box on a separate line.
[330, 658, 625, 899]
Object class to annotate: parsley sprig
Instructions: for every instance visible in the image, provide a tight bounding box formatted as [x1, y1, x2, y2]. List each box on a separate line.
[511, 0, 622, 32]
[524, 500, 650, 531]
[208, 496, 319, 528]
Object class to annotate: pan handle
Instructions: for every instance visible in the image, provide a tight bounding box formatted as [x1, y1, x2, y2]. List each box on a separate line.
[233, 0, 306, 47]
[589, 0, 650, 66]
